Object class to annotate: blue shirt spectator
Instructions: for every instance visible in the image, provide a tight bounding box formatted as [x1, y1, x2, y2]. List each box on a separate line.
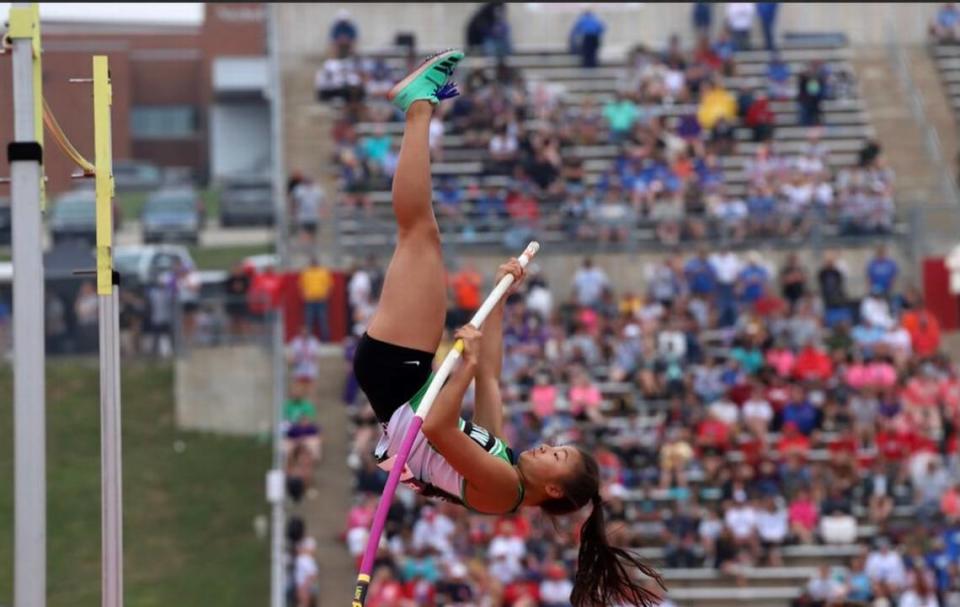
[569, 10, 605, 68]
[781, 398, 818, 435]
[938, 3, 960, 29]
[692, 2, 713, 33]
[474, 188, 507, 221]
[685, 255, 718, 296]
[747, 191, 777, 218]
[569, 10, 606, 50]
[737, 262, 770, 304]
[867, 249, 898, 295]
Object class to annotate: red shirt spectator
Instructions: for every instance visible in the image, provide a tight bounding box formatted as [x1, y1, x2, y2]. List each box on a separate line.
[876, 425, 915, 462]
[902, 376, 940, 409]
[793, 344, 833, 382]
[745, 95, 775, 129]
[248, 268, 283, 315]
[505, 187, 540, 222]
[697, 415, 732, 451]
[777, 422, 812, 458]
[765, 379, 792, 412]
[903, 309, 941, 357]
[754, 290, 787, 317]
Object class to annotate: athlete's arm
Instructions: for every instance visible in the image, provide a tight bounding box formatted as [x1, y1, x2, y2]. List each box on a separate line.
[422, 326, 519, 511]
[473, 259, 524, 439]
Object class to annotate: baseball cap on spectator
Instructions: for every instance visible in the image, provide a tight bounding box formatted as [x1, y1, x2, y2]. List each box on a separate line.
[546, 562, 567, 580]
[449, 561, 468, 579]
[607, 482, 628, 500]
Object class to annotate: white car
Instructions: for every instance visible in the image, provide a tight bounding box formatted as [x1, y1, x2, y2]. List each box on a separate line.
[113, 244, 197, 287]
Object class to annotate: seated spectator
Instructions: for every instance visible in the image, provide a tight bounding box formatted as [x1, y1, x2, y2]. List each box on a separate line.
[756, 496, 789, 565]
[659, 427, 694, 489]
[539, 562, 574, 607]
[436, 561, 475, 605]
[788, 488, 820, 544]
[436, 176, 465, 221]
[777, 421, 812, 457]
[806, 565, 846, 604]
[930, 2, 960, 42]
[724, 497, 761, 562]
[793, 342, 833, 383]
[767, 52, 793, 100]
[602, 91, 640, 142]
[742, 384, 774, 437]
[315, 54, 365, 103]
[866, 537, 907, 591]
[697, 79, 738, 131]
[745, 90, 776, 142]
[567, 366, 604, 422]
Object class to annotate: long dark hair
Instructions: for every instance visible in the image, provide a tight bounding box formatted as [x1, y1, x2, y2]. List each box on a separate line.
[539, 448, 666, 607]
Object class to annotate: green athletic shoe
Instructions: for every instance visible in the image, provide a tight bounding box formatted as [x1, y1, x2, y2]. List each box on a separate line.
[387, 49, 465, 112]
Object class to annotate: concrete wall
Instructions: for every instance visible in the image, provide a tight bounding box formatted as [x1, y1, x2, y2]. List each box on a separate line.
[175, 344, 274, 436]
[174, 343, 349, 436]
[276, 2, 944, 62]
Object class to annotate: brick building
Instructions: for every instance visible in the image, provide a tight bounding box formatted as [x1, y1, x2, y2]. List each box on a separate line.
[0, 2, 268, 196]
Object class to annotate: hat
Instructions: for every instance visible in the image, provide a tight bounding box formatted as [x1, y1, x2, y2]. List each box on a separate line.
[608, 483, 628, 500]
[449, 562, 468, 578]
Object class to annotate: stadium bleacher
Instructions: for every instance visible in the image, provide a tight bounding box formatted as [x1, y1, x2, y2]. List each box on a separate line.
[320, 40, 902, 255]
[319, 20, 958, 607]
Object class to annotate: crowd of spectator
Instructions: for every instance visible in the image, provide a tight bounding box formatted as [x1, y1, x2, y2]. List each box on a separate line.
[318, 3, 884, 249]
[339, 244, 960, 606]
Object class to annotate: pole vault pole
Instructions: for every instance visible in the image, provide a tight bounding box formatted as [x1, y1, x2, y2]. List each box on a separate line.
[7, 4, 46, 606]
[92, 55, 123, 607]
[267, 7, 288, 607]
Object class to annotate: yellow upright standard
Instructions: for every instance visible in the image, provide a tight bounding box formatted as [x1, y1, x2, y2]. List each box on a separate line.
[93, 55, 114, 294]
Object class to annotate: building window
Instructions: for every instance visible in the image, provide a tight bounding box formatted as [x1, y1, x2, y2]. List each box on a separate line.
[131, 106, 197, 139]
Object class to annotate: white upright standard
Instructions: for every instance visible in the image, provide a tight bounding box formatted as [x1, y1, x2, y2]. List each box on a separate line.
[9, 3, 46, 607]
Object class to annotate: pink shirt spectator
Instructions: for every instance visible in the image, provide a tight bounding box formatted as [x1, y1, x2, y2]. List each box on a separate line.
[867, 362, 897, 389]
[531, 384, 558, 418]
[789, 498, 818, 530]
[766, 348, 795, 377]
[346, 501, 375, 531]
[569, 384, 602, 416]
[845, 362, 871, 390]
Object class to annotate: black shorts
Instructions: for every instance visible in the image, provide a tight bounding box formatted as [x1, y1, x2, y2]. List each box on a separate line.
[353, 332, 434, 424]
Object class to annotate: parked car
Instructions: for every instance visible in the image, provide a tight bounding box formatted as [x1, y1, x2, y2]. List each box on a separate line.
[219, 177, 274, 227]
[114, 244, 194, 287]
[50, 189, 97, 246]
[141, 187, 203, 244]
[112, 160, 163, 193]
[49, 189, 123, 246]
[113, 244, 222, 297]
[0, 198, 10, 246]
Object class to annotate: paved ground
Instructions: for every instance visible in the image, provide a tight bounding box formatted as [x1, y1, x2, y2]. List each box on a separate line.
[115, 220, 274, 248]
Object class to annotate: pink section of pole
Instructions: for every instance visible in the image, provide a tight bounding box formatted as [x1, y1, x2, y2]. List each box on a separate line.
[357, 414, 423, 575]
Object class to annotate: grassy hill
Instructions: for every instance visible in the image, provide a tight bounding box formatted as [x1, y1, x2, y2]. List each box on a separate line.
[0, 358, 271, 606]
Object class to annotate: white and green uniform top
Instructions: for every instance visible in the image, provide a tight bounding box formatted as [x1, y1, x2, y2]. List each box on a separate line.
[374, 381, 524, 513]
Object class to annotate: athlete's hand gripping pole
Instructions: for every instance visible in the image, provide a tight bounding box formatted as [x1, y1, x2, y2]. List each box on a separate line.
[351, 241, 540, 606]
